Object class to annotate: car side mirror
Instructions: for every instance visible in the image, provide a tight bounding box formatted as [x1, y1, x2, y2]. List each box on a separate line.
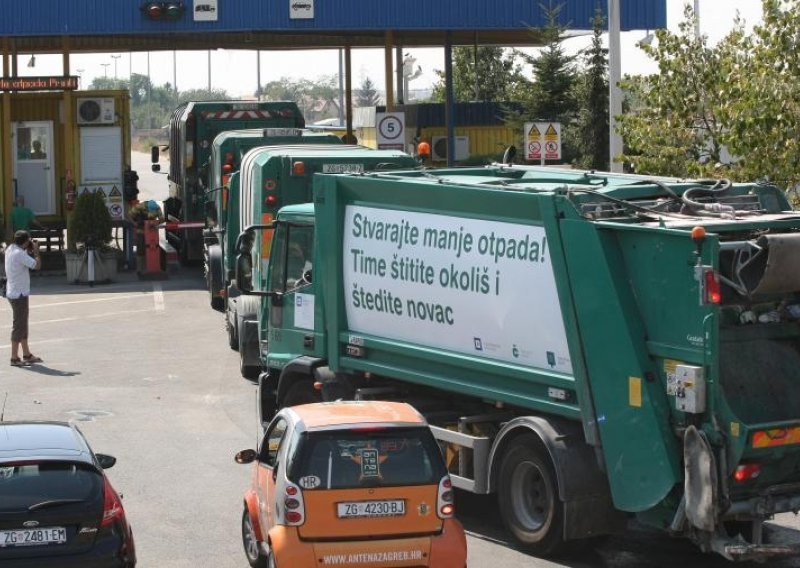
[235, 449, 257, 464]
[96, 453, 117, 469]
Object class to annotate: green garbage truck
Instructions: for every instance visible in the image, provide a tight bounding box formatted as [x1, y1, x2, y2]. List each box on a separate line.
[204, 128, 342, 310]
[151, 100, 305, 264]
[229, 145, 418, 379]
[234, 164, 800, 561]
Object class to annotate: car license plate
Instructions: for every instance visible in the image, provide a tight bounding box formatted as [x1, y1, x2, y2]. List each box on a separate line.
[337, 500, 405, 518]
[322, 163, 364, 174]
[0, 527, 67, 547]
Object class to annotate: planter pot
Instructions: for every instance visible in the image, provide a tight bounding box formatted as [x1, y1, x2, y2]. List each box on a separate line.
[65, 250, 119, 284]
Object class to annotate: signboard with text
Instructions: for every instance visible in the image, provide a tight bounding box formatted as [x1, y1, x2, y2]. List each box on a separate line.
[342, 205, 573, 374]
[0, 76, 78, 92]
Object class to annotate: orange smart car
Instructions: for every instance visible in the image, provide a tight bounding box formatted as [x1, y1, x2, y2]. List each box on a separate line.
[235, 401, 467, 568]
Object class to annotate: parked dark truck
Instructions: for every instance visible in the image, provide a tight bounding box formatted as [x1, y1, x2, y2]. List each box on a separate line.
[204, 128, 342, 310]
[235, 164, 800, 561]
[151, 100, 304, 263]
[229, 145, 418, 379]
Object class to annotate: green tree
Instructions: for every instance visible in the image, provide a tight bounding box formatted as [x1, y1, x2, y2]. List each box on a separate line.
[617, 4, 731, 178]
[356, 76, 380, 107]
[516, 4, 577, 122]
[178, 88, 229, 104]
[505, 3, 577, 163]
[718, 0, 800, 188]
[569, 10, 609, 170]
[431, 46, 523, 102]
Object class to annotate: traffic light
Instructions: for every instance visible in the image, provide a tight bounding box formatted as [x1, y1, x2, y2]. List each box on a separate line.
[141, 2, 185, 20]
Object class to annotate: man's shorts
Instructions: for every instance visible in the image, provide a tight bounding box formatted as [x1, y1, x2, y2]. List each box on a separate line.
[8, 295, 29, 342]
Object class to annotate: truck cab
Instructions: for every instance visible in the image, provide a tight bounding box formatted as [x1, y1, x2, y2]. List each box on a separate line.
[230, 146, 418, 380]
[204, 129, 341, 311]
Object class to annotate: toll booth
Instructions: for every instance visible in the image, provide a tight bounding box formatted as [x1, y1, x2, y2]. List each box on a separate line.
[0, 89, 131, 249]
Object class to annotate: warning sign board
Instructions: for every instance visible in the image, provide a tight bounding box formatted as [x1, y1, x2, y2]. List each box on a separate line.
[80, 185, 125, 220]
[376, 112, 406, 151]
[524, 122, 561, 162]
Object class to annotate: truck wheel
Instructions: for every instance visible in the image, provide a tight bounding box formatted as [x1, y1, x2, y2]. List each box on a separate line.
[281, 380, 321, 408]
[227, 311, 239, 351]
[497, 434, 566, 557]
[207, 245, 224, 312]
[258, 374, 277, 426]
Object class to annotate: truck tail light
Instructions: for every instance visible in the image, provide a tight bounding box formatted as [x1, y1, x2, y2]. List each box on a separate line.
[437, 476, 454, 519]
[282, 483, 305, 526]
[704, 269, 721, 304]
[733, 463, 762, 483]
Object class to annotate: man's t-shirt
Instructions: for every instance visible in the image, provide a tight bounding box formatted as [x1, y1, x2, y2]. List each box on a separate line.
[11, 206, 36, 231]
[4, 244, 37, 299]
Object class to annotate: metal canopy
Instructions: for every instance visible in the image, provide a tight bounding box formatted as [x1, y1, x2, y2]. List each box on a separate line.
[1, 0, 666, 53]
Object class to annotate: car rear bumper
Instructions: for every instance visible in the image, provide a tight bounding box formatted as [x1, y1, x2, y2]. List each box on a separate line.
[270, 519, 466, 568]
[0, 527, 135, 568]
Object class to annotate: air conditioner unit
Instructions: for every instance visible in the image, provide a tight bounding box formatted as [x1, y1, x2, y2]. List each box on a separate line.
[77, 98, 116, 125]
[431, 136, 469, 161]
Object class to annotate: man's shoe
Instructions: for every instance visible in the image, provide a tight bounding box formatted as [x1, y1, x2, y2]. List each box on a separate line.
[10, 358, 29, 367]
[22, 354, 42, 364]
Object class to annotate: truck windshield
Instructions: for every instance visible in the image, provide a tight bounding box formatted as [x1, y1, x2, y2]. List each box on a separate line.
[288, 427, 446, 490]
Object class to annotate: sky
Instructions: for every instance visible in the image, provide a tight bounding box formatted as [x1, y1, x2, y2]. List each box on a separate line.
[19, 0, 763, 98]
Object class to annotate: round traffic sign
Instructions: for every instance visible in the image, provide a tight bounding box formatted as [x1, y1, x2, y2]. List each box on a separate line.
[378, 116, 403, 140]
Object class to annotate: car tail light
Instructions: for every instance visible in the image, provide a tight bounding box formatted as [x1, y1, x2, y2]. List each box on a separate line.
[101, 476, 125, 526]
[437, 476, 454, 519]
[282, 482, 305, 526]
[733, 462, 762, 483]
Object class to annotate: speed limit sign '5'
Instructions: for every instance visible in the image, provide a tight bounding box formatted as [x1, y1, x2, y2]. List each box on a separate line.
[376, 112, 405, 150]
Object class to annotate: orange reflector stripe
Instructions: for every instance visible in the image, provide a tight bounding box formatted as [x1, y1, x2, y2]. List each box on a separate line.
[752, 426, 800, 448]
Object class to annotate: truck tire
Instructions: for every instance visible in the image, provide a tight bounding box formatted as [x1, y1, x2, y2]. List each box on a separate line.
[281, 380, 321, 408]
[497, 434, 566, 557]
[258, 374, 278, 426]
[227, 316, 238, 350]
[239, 329, 260, 381]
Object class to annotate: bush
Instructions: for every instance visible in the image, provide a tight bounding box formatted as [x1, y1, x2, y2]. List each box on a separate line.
[68, 191, 113, 251]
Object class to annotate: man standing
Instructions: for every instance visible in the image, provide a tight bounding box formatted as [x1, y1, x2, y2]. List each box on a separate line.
[5, 230, 42, 367]
[11, 195, 44, 232]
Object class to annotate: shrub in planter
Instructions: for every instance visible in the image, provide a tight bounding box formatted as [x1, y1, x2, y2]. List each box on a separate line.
[68, 191, 113, 251]
[66, 191, 118, 283]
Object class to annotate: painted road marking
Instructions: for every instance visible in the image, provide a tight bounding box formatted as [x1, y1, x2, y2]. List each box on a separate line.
[153, 284, 165, 311]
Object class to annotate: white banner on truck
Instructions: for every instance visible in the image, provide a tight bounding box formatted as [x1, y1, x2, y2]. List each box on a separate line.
[343, 205, 573, 374]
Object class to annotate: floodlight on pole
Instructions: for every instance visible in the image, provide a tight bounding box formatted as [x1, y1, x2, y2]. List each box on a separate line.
[111, 55, 121, 79]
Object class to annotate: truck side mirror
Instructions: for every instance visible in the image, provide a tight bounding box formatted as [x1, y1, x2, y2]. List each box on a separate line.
[235, 230, 255, 293]
[151, 145, 160, 164]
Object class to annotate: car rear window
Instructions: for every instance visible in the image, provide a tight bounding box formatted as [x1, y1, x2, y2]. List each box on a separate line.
[0, 461, 102, 513]
[289, 427, 446, 490]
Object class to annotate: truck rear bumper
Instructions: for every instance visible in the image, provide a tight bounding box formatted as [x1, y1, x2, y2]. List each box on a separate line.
[725, 482, 800, 518]
[712, 538, 800, 562]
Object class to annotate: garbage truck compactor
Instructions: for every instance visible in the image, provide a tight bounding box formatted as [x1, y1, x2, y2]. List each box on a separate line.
[234, 165, 800, 561]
